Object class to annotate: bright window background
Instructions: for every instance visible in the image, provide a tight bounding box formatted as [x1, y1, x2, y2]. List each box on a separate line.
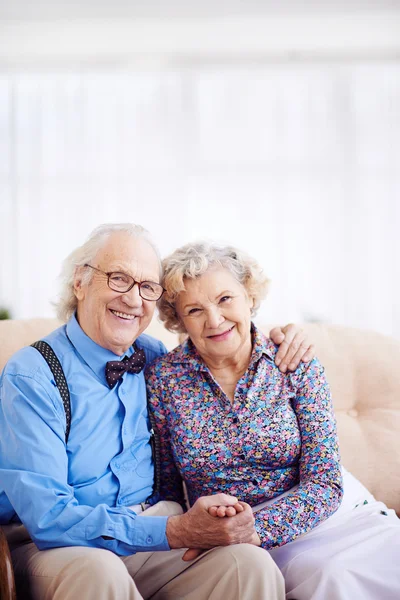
[0, 4, 399, 337]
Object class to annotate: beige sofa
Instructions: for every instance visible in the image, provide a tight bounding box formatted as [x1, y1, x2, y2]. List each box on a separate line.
[1, 318, 400, 597]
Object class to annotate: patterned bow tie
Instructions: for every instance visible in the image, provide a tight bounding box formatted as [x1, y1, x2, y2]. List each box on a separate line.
[105, 346, 146, 389]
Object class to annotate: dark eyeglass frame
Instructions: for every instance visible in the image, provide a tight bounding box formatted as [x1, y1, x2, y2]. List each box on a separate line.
[84, 264, 164, 301]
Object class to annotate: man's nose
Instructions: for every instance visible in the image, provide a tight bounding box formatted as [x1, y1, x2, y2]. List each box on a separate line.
[121, 283, 143, 306]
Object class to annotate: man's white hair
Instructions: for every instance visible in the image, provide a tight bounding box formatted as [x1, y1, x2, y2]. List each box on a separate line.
[55, 223, 161, 322]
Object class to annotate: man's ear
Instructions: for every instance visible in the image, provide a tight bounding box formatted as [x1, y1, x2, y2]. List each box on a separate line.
[73, 267, 86, 301]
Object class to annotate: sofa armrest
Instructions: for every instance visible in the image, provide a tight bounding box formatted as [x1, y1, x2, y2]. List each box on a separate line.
[0, 528, 16, 600]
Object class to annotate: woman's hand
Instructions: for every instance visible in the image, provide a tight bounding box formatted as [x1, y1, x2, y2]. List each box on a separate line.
[270, 323, 315, 372]
[208, 502, 244, 518]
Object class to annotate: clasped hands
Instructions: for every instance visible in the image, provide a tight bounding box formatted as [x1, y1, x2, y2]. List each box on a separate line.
[166, 493, 259, 561]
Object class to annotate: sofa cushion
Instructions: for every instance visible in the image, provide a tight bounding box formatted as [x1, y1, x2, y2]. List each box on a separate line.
[1, 318, 399, 514]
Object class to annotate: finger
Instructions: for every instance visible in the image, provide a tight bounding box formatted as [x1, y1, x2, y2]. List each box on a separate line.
[273, 323, 298, 366]
[199, 494, 238, 509]
[278, 332, 306, 372]
[301, 344, 315, 363]
[234, 502, 255, 523]
[281, 332, 307, 370]
[274, 339, 289, 367]
[269, 327, 285, 345]
[237, 501, 253, 513]
[224, 506, 237, 517]
[287, 340, 314, 371]
[208, 504, 242, 517]
[250, 531, 262, 546]
[182, 548, 204, 561]
[281, 323, 297, 340]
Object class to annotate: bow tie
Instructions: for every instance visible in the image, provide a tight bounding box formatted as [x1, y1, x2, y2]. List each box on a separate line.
[105, 346, 146, 389]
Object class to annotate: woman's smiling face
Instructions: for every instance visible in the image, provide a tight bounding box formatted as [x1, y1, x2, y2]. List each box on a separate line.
[175, 267, 254, 365]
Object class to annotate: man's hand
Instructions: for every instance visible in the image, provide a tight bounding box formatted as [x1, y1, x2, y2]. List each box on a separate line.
[166, 494, 257, 559]
[180, 500, 261, 561]
[270, 323, 315, 373]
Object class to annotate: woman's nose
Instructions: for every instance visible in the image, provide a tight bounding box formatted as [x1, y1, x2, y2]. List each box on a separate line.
[206, 307, 224, 329]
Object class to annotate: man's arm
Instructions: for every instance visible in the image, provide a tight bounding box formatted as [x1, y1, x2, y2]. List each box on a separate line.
[270, 323, 315, 372]
[1, 355, 259, 558]
[0, 363, 169, 556]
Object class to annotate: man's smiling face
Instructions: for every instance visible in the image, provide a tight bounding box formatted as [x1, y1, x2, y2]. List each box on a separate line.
[74, 231, 160, 355]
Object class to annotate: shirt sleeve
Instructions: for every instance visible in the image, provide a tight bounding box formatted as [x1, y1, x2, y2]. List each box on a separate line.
[146, 364, 187, 509]
[0, 368, 169, 555]
[254, 357, 343, 549]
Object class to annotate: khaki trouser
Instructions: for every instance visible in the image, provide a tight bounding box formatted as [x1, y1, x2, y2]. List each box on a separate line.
[5, 501, 284, 600]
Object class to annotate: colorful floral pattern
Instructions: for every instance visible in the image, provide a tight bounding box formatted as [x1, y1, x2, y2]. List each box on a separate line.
[146, 325, 343, 549]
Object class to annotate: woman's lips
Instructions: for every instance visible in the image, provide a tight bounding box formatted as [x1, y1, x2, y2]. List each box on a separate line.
[207, 326, 234, 341]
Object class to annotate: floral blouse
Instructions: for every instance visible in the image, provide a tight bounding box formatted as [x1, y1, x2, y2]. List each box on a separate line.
[146, 325, 343, 549]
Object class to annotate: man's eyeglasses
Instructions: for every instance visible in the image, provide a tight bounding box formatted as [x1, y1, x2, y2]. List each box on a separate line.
[84, 264, 164, 301]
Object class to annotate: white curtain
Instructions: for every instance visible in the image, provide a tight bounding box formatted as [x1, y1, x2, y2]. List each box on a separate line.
[0, 63, 399, 337]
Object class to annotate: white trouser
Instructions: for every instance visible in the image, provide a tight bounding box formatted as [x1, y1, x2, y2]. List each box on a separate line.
[263, 467, 400, 600]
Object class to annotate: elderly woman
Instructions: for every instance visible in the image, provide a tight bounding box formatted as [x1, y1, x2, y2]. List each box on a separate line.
[146, 241, 400, 600]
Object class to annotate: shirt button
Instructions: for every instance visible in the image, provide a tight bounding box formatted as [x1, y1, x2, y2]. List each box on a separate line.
[115, 463, 120, 469]
[117, 499, 122, 505]
[120, 388, 126, 396]
[239, 453, 246, 460]
[252, 479, 258, 486]
[232, 417, 238, 424]
[146, 536, 153, 544]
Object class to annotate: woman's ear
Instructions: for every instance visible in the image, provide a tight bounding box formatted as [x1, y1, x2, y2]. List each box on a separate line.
[248, 294, 256, 316]
[177, 315, 187, 336]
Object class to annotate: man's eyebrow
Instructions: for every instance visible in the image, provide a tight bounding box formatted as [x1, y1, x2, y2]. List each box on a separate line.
[102, 264, 126, 273]
[107, 266, 134, 275]
[108, 266, 160, 282]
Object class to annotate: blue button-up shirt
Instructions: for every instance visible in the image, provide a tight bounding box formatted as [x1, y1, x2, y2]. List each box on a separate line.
[0, 315, 170, 555]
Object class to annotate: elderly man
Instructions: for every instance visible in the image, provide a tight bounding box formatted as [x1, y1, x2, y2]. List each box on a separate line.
[0, 223, 313, 600]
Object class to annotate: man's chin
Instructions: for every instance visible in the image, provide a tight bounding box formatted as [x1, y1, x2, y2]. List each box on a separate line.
[105, 321, 142, 349]
[115, 319, 141, 337]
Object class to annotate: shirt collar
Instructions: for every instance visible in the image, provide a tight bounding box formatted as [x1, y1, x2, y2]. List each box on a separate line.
[66, 313, 134, 385]
[171, 323, 277, 370]
[249, 323, 277, 365]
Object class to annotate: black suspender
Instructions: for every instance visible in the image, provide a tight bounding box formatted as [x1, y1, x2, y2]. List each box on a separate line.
[146, 409, 161, 502]
[30, 340, 160, 502]
[31, 341, 71, 443]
